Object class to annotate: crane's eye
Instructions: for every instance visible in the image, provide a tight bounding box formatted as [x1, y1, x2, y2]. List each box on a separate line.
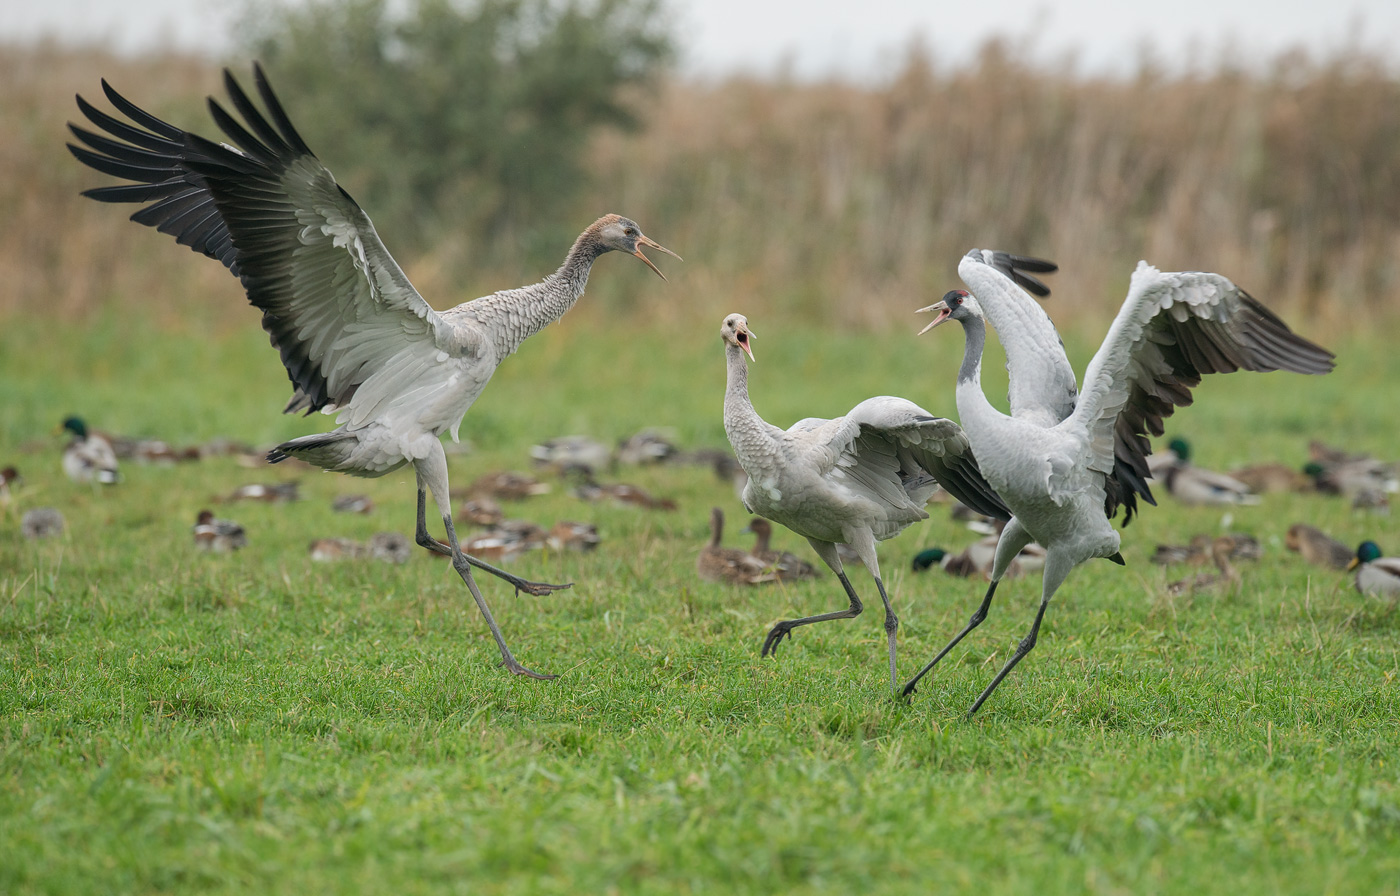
[625, 228, 637, 237]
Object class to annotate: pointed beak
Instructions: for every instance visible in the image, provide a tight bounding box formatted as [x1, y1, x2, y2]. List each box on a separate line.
[633, 234, 681, 281]
[737, 326, 756, 362]
[916, 300, 953, 335]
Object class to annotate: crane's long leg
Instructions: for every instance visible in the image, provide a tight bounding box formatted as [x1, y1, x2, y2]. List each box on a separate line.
[413, 448, 555, 680]
[414, 491, 571, 596]
[900, 518, 1032, 699]
[900, 579, 998, 699]
[761, 569, 863, 657]
[964, 549, 1073, 717]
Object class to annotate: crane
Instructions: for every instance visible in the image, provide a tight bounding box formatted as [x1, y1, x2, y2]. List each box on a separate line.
[718, 313, 1010, 692]
[68, 64, 677, 680]
[902, 250, 1333, 715]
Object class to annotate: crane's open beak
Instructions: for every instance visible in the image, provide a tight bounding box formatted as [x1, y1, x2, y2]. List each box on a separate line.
[736, 326, 756, 362]
[916, 300, 953, 335]
[634, 234, 681, 281]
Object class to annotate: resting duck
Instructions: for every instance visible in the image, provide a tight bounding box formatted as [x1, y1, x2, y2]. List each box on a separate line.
[547, 520, 602, 552]
[21, 507, 66, 540]
[696, 507, 773, 585]
[745, 518, 819, 581]
[59, 416, 119, 484]
[193, 509, 247, 552]
[1284, 523, 1353, 570]
[1148, 437, 1258, 506]
[455, 470, 551, 501]
[1348, 541, 1400, 597]
[222, 481, 300, 503]
[530, 434, 612, 476]
[912, 534, 1045, 580]
[1152, 533, 1260, 566]
[1166, 537, 1242, 596]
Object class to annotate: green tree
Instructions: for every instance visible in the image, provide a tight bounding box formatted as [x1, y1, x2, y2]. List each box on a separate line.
[236, 0, 674, 260]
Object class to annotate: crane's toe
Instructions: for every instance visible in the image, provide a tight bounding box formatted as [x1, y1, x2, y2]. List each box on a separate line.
[500, 659, 558, 680]
[513, 578, 574, 596]
[761, 622, 794, 657]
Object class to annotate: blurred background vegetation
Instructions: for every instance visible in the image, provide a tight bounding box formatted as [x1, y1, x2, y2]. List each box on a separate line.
[4, 0, 1400, 338]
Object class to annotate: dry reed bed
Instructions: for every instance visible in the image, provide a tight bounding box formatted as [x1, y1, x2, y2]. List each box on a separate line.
[5, 42, 1399, 334]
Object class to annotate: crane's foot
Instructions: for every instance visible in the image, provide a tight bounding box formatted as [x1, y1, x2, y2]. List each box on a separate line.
[501, 659, 557, 680]
[761, 622, 795, 657]
[506, 576, 573, 597]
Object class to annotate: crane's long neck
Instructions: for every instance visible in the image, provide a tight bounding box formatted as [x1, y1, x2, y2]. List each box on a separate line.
[708, 512, 724, 549]
[952, 315, 1001, 435]
[477, 230, 609, 360]
[723, 345, 779, 473]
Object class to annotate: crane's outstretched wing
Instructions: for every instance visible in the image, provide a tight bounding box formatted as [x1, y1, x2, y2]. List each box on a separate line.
[835, 396, 1011, 525]
[68, 65, 482, 422]
[1066, 262, 1334, 521]
[958, 250, 1076, 429]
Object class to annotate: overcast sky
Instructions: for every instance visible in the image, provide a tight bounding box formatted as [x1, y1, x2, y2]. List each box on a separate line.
[5, 0, 1400, 78]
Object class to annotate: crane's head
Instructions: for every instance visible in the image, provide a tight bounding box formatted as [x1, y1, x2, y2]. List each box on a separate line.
[721, 313, 756, 362]
[916, 289, 984, 334]
[590, 214, 681, 280]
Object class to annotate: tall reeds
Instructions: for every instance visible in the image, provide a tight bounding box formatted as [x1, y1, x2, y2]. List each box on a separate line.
[7, 41, 1399, 334]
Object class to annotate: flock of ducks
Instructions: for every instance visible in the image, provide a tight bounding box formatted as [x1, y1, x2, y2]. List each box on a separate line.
[37, 63, 1394, 707]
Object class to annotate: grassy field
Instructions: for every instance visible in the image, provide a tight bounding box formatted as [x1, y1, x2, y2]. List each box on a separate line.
[2, 304, 1398, 894]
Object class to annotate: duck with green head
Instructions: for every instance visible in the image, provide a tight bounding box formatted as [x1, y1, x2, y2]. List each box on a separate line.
[1348, 541, 1400, 597]
[1148, 436, 1258, 506]
[59, 416, 118, 484]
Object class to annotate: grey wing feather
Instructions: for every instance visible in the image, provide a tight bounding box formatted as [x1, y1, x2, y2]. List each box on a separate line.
[68, 65, 480, 419]
[1070, 262, 1334, 522]
[843, 397, 1011, 521]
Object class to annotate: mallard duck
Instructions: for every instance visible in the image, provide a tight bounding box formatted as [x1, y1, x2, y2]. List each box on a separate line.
[459, 520, 547, 562]
[1152, 533, 1261, 565]
[1304, 460, 1397, 509]
[331, 494, 374, 514]
[367, 532, 413, 564]
[1284, 523, 1353, 570]
[547, 520, 602, 552]
[455, 471, 551, 501]
[912, 534, 1045, 580]
[222, 482, 300, 503]
[530, 435, 612, 475]
[1348, 541, 1400, 597]
[1229, 463, 1311, 494]
[457, 496, 505, 527]
[21, 507, 65, 539]
[59, 416, 119, 484]
[193, 509, 247, 552]
[745, 518, 820, 581]
[697, 508, 773, 586]
[571, 474, 677, 510]
[309, 537, 365, 561]
[1166, 537, 1242, 596]
[616, 428, 679, 466]
[1148, 438, 1258, 506]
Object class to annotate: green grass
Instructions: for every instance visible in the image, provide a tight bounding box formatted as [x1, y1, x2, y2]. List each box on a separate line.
[2, 308, 1399, 894]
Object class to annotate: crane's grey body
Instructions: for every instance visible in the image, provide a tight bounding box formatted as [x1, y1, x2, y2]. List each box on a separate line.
[68, 65, 676, 680]
[903, 250, 1334, 715]
[719, 313, 1009, 691]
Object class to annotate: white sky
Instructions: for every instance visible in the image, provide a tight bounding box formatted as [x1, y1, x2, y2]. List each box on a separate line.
[5, 0, 1400, 78]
